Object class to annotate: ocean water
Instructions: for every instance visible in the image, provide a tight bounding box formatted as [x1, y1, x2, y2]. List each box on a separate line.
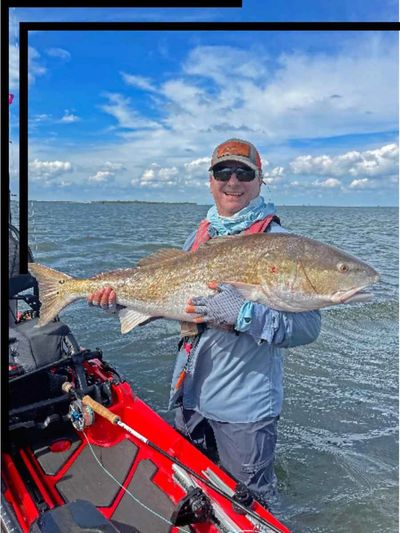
[12, 201, 399, 532]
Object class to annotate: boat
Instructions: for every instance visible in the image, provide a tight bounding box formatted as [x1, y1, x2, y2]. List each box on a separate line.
[3, 215, 291, 533]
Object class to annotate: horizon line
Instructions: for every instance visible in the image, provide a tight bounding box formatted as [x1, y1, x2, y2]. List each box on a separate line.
[11, 199, 399, 208]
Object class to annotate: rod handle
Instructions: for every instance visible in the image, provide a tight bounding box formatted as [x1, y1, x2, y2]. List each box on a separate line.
[82, 395, 121, 425]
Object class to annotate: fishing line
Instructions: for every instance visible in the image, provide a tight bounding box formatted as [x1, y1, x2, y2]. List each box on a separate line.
[81, 431, 189, 533]
[82, 431, 256, 533]
[263, 179, 273, 205]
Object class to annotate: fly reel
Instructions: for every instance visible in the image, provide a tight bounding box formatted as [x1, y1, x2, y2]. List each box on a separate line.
[68, 399, 95, 431]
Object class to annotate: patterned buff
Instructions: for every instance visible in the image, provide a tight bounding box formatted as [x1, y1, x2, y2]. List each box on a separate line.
[206, 196, 276, 236]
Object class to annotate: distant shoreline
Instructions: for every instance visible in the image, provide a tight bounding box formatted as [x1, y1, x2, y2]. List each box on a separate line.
[19, 200, 203, 206]
[90, 200, 198, 205]
[12, 200, 399, 208]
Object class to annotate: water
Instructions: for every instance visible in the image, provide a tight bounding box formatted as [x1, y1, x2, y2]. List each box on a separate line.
[12, 201, 399, 532]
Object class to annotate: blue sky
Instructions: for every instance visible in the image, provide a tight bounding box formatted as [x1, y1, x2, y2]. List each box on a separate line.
[8, 4, 399, 206]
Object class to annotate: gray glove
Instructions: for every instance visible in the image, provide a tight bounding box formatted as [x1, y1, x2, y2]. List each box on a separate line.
[190, 283, 245, 329]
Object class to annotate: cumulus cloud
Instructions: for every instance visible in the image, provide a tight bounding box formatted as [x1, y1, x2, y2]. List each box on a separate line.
[132, 163, 179, 188]
[60, 110, 80, 123]
[263, 164, 286, 185]
[88, 170, 113, 183]
[29, 159, 72, 180]
[312, 178, 342, 188]
[289, 144, 398, 181]
[87, 161, 126, 183]
[183, 157, 210, 184]
[349, 178, 371, 189]
[46, 48, 71, 61]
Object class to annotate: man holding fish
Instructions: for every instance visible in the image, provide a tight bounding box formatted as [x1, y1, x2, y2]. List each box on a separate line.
[88, 138, 321, 506]
[30, 139, 378, 507]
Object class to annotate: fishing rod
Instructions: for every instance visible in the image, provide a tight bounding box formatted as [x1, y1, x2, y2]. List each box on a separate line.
[62, 382, 284, 533]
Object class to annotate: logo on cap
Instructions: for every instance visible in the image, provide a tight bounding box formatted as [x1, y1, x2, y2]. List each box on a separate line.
[216, 140, 251, 159]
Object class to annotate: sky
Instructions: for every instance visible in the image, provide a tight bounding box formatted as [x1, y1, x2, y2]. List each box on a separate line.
[8, 3, 399, 206]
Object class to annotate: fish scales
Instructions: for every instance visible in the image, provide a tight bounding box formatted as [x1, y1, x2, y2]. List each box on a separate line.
[28, 233, 379, 333]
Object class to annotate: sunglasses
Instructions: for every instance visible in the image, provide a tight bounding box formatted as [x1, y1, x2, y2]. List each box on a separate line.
[212, 166, 257, 182]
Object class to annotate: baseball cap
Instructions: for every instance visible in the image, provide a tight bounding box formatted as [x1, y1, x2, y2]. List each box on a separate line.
[210, 138, 262, 177]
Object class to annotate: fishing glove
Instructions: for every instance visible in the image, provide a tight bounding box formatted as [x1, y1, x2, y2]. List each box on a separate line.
[190, 283, 248, 330]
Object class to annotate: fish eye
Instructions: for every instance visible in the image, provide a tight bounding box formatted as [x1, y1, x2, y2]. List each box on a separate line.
[337, 262, 349, 273]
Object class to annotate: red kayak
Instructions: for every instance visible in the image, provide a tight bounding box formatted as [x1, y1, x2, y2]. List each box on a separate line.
[4, 319, 290, 533]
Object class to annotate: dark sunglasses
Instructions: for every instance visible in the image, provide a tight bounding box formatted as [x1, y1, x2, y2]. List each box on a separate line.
[211, 166, 257, 182]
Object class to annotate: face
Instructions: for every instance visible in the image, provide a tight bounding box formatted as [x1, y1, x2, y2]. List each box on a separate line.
[209, 160, 262, 217]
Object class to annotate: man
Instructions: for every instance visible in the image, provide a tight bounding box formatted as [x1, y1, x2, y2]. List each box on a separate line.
[88, 139, 321, 506]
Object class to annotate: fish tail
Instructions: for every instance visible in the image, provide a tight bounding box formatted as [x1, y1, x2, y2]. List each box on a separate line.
[28, 262, 77, 326]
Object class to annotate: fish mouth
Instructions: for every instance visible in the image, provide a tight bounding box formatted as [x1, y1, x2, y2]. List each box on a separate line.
[332, 286, 374, 304]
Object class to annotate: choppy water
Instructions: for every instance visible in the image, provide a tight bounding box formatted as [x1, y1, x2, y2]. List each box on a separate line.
[12, 201, 399, 532]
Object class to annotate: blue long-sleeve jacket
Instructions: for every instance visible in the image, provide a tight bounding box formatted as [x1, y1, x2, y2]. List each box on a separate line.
[169, 222, 321, 422]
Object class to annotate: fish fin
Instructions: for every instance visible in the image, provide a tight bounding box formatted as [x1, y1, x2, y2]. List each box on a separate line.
[224, 281, 265, 302]
[180, 321, 201, 338]
[118, 308, 152, 334]
[138, 248, 187, 267]
[28, 262, 76, 327]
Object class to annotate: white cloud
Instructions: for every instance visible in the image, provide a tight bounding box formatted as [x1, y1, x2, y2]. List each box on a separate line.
[87, 162, 126, 183]
[263, 165, 285, 185]
[100, 92, 160, 130]
[120, 72, 157, 92]
[312, 178, 342, 188]
[60, 110, 80, 123]
[183, 45, 269, 85]
[9, 45, 19, 90]
[183, 157, 210, 180]
[31, 114, 52, 123]
[88, 170, 113, 183]
[151, 39, 397, 141]
[96, 39, 397, 178]
[46, 48, 71, 61]
[28, 47, 47, 85]
[290, 144, 398, 181]
[29, 159, 72, 179]
[349, 178, 370, 189]
[104, 161, 125, 171]
[132, 163, 179, 188]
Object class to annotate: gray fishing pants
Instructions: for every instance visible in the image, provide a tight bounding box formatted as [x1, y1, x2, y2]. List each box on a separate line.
[174, 408, 278, 505]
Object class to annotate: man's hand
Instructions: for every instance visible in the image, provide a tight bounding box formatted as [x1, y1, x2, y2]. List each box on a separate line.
[87, 286, 117, 312]
[185, 282, 245, 329]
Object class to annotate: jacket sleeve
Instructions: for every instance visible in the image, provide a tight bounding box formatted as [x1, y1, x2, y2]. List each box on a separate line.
[246, 304, 321, 348]
[182, 230, 197, 251]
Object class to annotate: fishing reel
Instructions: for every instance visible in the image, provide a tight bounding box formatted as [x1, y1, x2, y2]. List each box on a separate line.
[171, 487, 213, 527]
[68, 399, 95, 431]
